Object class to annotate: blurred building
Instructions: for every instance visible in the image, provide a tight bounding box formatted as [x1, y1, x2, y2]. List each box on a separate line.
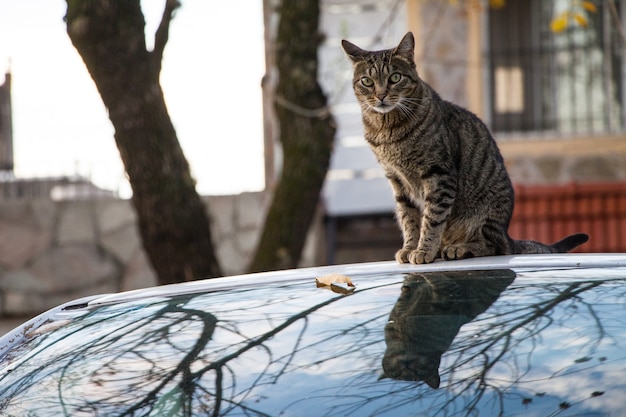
[0, 71, 12, 173]
[0, 70, 114, 201]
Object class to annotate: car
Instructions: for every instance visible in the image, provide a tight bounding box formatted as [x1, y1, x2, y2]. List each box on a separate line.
[0, 253, 625, 416]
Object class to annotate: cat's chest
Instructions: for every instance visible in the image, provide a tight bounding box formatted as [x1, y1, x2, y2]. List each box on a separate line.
[372, 150, 425, 198]
[370, 143, 419, 177]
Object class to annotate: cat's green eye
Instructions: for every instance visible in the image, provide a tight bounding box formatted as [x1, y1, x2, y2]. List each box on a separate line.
[389, 73, 402, 83]
[361, 77, 374, 87]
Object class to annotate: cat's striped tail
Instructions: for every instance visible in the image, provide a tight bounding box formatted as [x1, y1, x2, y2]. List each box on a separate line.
[512, 233, 589, 254]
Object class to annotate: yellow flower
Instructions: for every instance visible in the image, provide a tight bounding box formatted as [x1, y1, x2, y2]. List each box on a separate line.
[574, 13, 588, 27]
[489, 0, 506, 9]
[581, 1, 597, 13]
[550, 13, 569, 33]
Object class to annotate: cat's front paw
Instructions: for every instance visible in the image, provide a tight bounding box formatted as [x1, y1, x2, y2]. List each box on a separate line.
[395, 248, 412, 263]
[409, 249, 437, 264]
[396, 248, 437, 264]
[442, 244, 476, 260]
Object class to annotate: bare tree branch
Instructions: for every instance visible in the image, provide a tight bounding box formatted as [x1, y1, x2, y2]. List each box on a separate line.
[153, 0, 181, 70]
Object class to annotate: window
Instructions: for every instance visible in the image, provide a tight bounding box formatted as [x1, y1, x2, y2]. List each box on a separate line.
[489, 0, 624, 135]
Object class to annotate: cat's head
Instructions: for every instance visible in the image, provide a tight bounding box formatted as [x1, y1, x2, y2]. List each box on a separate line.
[381, 348, 442, 389]
[341, 32, 420, 115]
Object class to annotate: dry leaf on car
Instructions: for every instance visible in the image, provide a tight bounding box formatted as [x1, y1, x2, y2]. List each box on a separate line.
[315, 273, 355, 294]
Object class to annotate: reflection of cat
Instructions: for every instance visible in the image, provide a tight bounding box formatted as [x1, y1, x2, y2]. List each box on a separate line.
[381, 270, 515, 388]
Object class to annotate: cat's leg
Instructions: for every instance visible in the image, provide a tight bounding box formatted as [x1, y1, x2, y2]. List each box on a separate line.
[440, 220, 486, 260]
[412, 176, 457, 264]
[394, 195, 422, 263]
[387, 175, 422, 263]
[442, 219, 510, 259]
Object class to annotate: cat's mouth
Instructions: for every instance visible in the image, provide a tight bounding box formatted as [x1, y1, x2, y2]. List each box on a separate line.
[371, 102, 396, 114]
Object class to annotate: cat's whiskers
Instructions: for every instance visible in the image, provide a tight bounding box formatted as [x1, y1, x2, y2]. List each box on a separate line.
[400, 97, 427, 108]
[394, 101, 410, 116]
[395, 100, 421, 123]
[360, 99, 377, 113]
[361, 97, 421, 120]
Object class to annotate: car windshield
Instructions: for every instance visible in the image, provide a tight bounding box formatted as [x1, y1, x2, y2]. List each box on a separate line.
[0, 266, 625, 416]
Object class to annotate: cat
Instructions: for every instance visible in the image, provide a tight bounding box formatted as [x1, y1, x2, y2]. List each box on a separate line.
[341, 32, 589, 264]
[381, 270, 516, 388]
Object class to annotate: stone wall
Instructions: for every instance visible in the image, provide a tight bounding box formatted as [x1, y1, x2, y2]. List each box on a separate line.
[0, 192, 322, 317]
[500, 136, 626, 185]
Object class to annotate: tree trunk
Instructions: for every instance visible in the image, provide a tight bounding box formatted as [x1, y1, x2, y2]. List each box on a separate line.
[249, 0, 335, 272]
[65, 0, 222, 284]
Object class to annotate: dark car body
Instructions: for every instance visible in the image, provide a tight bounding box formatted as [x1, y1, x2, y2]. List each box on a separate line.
[0, 254, 625, 416]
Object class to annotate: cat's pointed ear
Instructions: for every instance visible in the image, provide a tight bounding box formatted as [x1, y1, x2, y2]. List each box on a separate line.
[395, 32, 415, 61]
[423, 373, 441, 389]
[342, 39, 368, 62]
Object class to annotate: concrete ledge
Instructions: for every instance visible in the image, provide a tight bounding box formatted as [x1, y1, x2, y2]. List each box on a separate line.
[500, 135, 626, 184]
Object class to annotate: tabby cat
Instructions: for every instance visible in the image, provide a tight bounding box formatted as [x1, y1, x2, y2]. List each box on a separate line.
[342, 32, 588, 264]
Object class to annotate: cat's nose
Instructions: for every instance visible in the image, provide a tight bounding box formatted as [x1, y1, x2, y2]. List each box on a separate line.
[377, 93, 387, 101]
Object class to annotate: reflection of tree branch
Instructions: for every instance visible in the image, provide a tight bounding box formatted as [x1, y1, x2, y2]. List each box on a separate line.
[213, 366, 223, 417]
[478, 282, 602, 369]
[270, 317, 309, 384]
[193, 294, 347, 378]
[278, 312, 388, 369]
[582, 299, 606, 352]
[441, 281, 605, 417]
[119, 305, 217, 416]
[506, 282, 601, 341]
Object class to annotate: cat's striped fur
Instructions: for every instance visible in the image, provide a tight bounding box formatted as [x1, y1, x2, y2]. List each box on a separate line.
[342, 32, 588, 264]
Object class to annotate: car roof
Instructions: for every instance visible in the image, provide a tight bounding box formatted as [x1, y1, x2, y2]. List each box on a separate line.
[1, 254, 623, 367]
[0, 253, 625, 416]
[84, 253, 626, 306]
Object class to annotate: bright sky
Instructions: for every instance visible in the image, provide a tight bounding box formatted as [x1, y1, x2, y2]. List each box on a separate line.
[0, 0, 266, 196]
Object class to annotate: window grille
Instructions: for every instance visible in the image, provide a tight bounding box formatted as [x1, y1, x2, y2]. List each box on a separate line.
[489, 0, 624, 135]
